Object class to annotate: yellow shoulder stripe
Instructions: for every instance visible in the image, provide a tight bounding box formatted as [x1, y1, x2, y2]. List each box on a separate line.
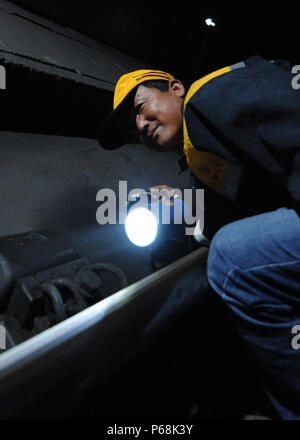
[183, 66, 231, 193]
[184, 66, 231, 105]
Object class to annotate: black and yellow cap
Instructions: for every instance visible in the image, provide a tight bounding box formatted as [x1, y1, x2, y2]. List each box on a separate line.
[98, 69, 174, 150]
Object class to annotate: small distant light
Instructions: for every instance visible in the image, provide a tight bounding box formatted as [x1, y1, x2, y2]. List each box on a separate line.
[205, 18, 216, 27]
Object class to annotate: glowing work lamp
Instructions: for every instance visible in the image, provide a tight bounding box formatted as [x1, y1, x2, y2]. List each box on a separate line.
[125, 194, 192, 248]
[125, 207, 158, 247]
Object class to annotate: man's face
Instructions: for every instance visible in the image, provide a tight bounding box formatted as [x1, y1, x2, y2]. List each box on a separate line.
[133, 80, 185, 152]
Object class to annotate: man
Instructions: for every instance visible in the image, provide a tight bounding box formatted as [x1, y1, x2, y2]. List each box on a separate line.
[98, 56, 300, 419]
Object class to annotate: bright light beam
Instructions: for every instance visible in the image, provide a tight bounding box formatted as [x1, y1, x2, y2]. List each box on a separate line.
[125, 207, 158, 247]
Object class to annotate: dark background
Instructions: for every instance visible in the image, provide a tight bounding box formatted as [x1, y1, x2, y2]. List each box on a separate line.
[7, 0, 298, 86]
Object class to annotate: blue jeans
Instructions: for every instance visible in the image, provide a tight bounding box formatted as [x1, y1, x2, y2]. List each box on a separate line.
[207, 208, 300, 420]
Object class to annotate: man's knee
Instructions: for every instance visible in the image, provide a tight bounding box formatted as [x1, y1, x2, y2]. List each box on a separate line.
[207, 208, 300, 311]
[208, 209, 300, 284]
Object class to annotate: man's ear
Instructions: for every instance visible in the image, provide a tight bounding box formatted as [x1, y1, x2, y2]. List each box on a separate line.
[169, 79, 185, 98]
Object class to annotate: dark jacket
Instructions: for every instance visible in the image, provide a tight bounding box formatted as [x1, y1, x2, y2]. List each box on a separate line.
[181, 56, 300, 237]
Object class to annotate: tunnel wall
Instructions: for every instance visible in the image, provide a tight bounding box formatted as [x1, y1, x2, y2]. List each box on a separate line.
[0, 1, 189, 285]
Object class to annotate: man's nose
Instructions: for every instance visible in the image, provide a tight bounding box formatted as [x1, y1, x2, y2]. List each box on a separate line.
[136, 114, 149, 133]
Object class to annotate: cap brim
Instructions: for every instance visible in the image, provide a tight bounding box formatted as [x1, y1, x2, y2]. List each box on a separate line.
[97, 90, 139, 150]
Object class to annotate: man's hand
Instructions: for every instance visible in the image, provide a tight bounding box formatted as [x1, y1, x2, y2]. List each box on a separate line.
[149, 185, 178, 201]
